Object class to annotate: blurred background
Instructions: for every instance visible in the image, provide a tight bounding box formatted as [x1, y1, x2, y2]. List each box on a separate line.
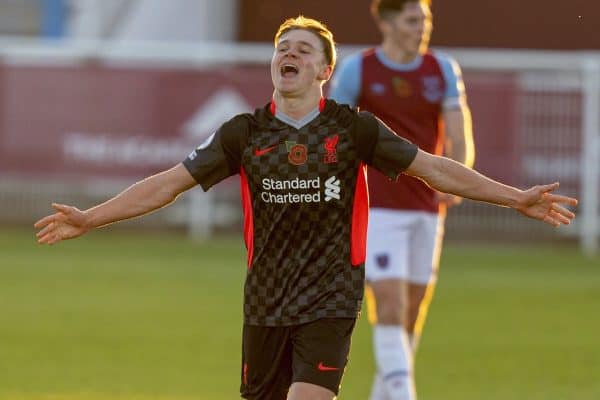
[0, 1, 598, 400]
[0, 0, 597, 251]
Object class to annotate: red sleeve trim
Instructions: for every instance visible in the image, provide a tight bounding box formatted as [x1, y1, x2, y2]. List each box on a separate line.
[350, 162, 369, 266]
[240, 168, 254, 269]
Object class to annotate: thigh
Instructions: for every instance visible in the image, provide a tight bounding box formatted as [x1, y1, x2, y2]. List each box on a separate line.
[291, 318, 356, 396]
[408, 212, 445, 285]
[240, 324, 293, 400]
[365, 209, 412, 282]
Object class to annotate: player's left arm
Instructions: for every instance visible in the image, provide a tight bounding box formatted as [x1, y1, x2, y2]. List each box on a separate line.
[354, 111, 576, 226]
[405, 150, 577, 226]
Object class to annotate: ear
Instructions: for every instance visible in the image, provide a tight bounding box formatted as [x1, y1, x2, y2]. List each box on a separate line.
[318, 64, 333, 82]
[376, 17, 392, 36]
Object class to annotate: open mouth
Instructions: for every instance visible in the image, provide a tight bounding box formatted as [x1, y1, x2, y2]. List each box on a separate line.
[280, 64, 299, 78]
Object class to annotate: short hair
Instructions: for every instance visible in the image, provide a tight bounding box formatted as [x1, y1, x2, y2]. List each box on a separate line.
[371, 0, 431, 19]
[274, 15, 337, 70]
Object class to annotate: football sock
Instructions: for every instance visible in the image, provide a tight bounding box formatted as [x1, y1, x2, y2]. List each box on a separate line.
[373, 324, 416, 400]
[369, 372, 390, 400]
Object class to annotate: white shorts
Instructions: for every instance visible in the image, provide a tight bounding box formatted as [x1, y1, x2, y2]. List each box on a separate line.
[365, 208, 445, 285]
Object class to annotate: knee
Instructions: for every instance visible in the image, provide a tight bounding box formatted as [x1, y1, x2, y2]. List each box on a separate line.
[375, 298, 405, 325]
[368, 280, 408, 326]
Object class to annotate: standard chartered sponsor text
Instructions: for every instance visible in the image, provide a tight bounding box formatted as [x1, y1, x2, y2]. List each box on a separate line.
[261, 177, 322, 204]
[262, 177, 320, 190]
[261, 191, 321, 203]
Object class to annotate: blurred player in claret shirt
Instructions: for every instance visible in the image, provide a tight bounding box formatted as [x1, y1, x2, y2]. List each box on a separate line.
[329, 0, 476, 398]
[35, 15, 576, 400]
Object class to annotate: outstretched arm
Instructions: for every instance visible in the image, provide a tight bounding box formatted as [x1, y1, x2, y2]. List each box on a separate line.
[34, 163, 197, 244]
[406, 149, 578, 226]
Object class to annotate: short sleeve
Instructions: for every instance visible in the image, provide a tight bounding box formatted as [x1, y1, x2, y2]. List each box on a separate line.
[329, 52, 363, 107]
[182, 115, 249, 191]
[434, 51, 467, 111]
[353, 111, 418, 180]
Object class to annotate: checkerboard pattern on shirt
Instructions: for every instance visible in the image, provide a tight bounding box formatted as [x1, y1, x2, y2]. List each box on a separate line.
[182, 100, 418, 327]
[241, 102, 364, 326]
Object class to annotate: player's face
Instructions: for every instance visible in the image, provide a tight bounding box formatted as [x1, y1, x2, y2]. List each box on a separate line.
[271, 29, 332, 96]
[382, 2, 432, 57]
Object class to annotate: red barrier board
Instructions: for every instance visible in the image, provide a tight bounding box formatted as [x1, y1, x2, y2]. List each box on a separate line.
[0, 63, 580, 190]
[0, 64, 272, 180]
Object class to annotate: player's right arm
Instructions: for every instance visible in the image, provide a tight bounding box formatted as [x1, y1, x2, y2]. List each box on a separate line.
[35, 114, 249, 245]
[437, 52, 475, 168]
[34, 164, 197, 244]
[437, 53, 475, 206]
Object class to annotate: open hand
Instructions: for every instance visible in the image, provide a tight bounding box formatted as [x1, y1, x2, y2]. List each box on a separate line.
[34, 203, 90, 245]
[515, 183, 578, 227]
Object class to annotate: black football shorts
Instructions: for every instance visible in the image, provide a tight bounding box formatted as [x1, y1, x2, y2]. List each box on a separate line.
[240, 317, 356, 400]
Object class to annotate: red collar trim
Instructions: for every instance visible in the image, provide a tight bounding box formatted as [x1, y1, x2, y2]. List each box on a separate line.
[269, 97, 326, 115]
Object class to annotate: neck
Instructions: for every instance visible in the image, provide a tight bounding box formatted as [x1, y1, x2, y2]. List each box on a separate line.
[272, 86, 323, 119]
[381, 40, 421, 64]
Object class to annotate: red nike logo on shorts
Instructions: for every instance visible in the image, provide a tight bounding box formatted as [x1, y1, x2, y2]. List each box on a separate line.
[317, 362, 340, 371]
[254, 145, 277, 156]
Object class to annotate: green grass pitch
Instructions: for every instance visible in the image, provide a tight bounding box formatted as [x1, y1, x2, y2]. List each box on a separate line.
[1, 226, 598, 399]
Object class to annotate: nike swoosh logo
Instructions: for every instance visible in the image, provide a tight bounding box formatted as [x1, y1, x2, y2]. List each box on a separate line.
[317, 362, 340, 371]
[254, 145, 278, 156]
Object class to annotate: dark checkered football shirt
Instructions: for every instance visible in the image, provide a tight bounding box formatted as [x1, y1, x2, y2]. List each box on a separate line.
[183, 99, 417, 326]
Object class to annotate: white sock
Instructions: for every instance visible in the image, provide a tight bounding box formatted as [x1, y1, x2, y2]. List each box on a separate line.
[373, 325, 416, 400]
[369, 372, 389, 400]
